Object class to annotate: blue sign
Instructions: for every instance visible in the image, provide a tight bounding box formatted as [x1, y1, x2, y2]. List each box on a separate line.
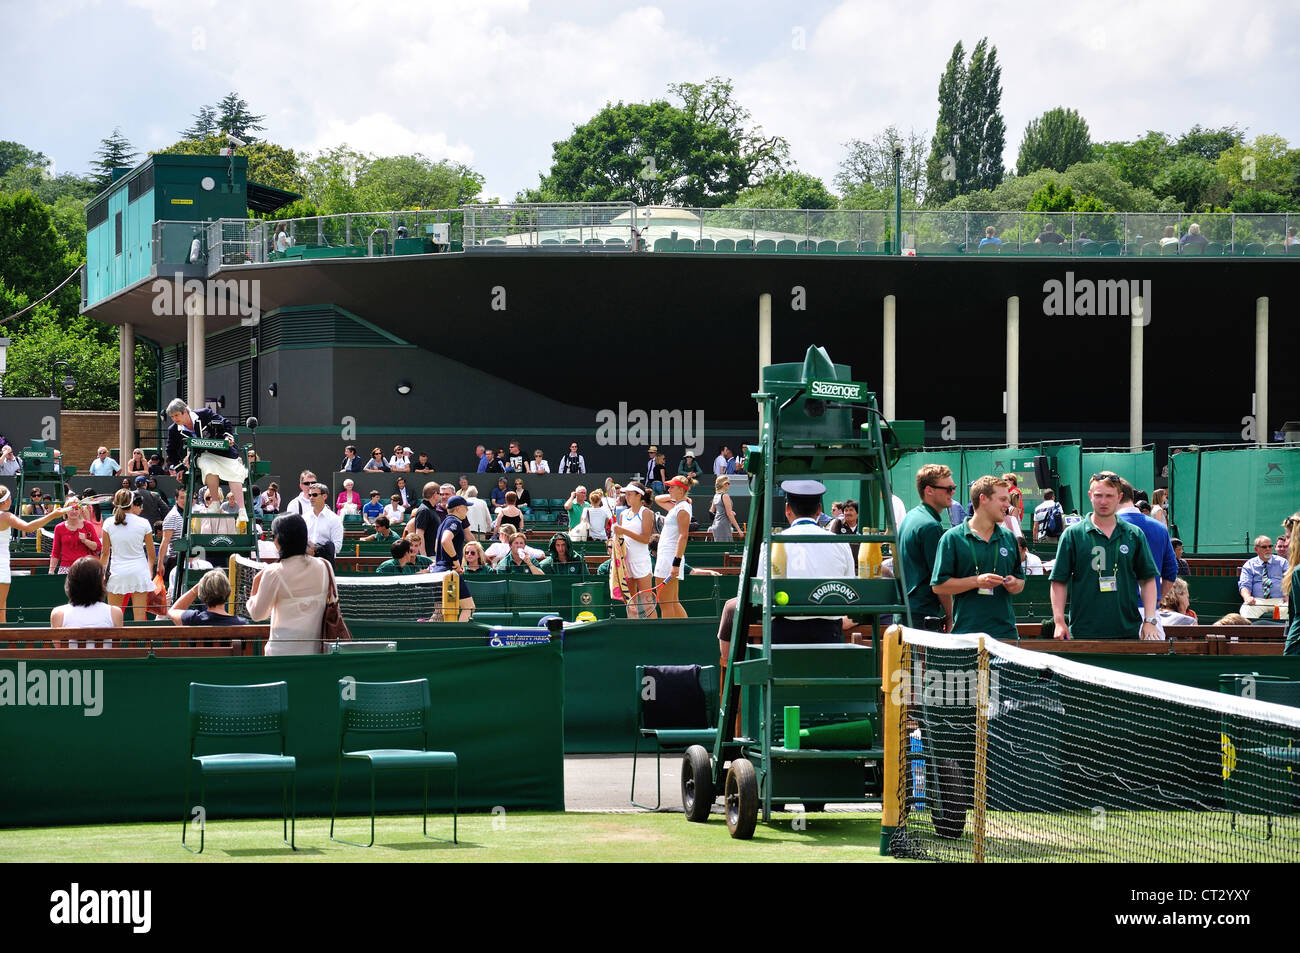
[487, 627, 554, 647]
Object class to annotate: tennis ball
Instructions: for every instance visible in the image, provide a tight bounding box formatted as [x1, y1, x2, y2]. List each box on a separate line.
[775, 591, 789, 606]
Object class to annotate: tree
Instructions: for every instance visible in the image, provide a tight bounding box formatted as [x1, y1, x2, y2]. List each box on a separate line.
[214, 93, 266, 143]
[669, 77, 789, 189]
[1215, 134, 1298, 197]
[354, 155, 485, 211]
[836, 126, 929, 202]
[0, 191, 78, 312]
[0, 141, 48, 179]
[88, 128, 138, 191]
[1017, 107, 1091, 176]
[1092, 131, 1170, 193]
[153, 136, 304, 195]
[532, 100, 743, 206]
[926, 38, 1005, 204]
[1152, 156, 1226, 211]
[1025, 182, 1105, 214]
[180, 105, 219, 141]
[727, 171, 836, 209]
[1173, 124, 1244, 163]
[300, 146, 371, 215]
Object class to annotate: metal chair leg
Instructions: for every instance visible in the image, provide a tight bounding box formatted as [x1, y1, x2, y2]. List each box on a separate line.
[330, 755, 342, 840]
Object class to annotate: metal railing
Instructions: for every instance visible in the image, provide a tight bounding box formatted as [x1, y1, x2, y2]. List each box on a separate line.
[463, 202, 638, 247]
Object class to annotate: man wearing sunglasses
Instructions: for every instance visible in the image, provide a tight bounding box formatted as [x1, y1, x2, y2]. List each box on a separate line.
[897, 464, 957, 629]
[1238, 535, 1288, 611]
[303, 482, 343, 565]
[1049, 471, 1159, 640]
[285, 470, 317, 517]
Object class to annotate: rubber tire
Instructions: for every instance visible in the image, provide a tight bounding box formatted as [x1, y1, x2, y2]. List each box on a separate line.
[725, 758, 759, 839]
[681, 746, 714, 823]
[802, 802, 826, 814]
[932, 758, 968, 840]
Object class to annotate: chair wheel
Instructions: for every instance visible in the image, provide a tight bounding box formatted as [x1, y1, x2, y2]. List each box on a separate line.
[725, 758, 758, 839]
[681, 746, 713, 822]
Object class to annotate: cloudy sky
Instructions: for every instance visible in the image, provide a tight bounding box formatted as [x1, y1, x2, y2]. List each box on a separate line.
[3, 0, 1296, 200]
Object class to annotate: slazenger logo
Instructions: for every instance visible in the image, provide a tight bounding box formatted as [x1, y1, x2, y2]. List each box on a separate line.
[808, 380, 863, 401]
[209, 536, 233, 545]
[808, 581, 860, 605]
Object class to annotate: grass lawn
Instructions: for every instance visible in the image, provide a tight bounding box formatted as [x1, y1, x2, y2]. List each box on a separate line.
[0, 810, 901, 862]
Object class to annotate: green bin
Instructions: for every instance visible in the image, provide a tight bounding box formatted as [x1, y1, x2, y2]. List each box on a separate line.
[571, 581, 609, 621]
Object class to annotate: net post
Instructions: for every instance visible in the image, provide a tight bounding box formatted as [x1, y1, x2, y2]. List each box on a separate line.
[880, 624, 905, 855]
[227, 555, 238, 616]
[973, 635, 989, 864]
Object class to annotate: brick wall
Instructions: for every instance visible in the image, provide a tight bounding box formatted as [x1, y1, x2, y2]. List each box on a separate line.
[60, 412, 160, 474]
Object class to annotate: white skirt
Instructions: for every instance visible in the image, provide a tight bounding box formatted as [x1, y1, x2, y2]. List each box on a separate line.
[197, 451, 249, 484]
[107, 561, 153, 595]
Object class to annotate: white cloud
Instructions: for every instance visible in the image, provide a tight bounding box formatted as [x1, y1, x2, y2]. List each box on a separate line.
[303, 114, 475, 166]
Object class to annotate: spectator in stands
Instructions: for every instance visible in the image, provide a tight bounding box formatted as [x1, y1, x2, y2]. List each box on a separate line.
[125, 448, 149, 477]
[49, 556, 123, 629]
[383, 493, 406, 526]
[147, 453, 167, 476]
[1049, 471, 1159, 640]
[565, 485, 589, 533]
[336, 479, 361, 514]
[1159, 225, 1180, 248]
[303, 482, 343, 564]
[491, 477, 509, 509]
[1035, 222, 1065, 245]
[1214, 613, 1251, 626]
[246, 514, 332, 656]
[540, 531, 587, 575]
[168, 568, 249, 626]
[398, 476, 418, 513]
[364, 447, 390, 471]
[506, 441, 525, 473]
[89, 446, 120, 477]
[529, 449, 550, 473]
[734, 445, 748, 476]
[411, 481, 443, 558]
[979, 225, 1002, 248]
[1003, 473, 1024, 523]
[1157, 578, 1197, 627]
[898, 466, 959, 628]
[558, 442, 586, 475]
[414, 452, 435, 473]
[1149, 488, 1168, 527]
[389, 445, 413, 472]
[475, 444, 489, 473]
[483, 449, 506, 474]
[285, 470, 316, 517]
[376, 538, 430, 575]
[493, 492, 524, 534]
[134, 475, 167, 526]
[1118, 478, 1178, 604]
[101, 489, 156, 623]
[932, 475, 1025, 638]
[677, 451, 703, 479]
[340, 445, 364, 472]
[583, 488, 611, 542]
[1171, 537, 1190, 576]
[464, 486, 492, 535]
[1238, 535, 1287, 607]
[456, 475, 471, 495]
[1032, 489, 1064, 541]
[0, 445, 20, 477]
[493, 533, 545, 575]
[713, 445, 731, 476]
[652, 451, 668, 493]
[157, 487, 186, 590]
[484, 525, 516, 566]
[512, 477, 531, 512]
[462, 541, 490, 576]
[1180, 223, 1209, 250]
[258, 482, 281, 516]
[359, 514, 398, 544]
[361, 490, 383, 524]
[1018, 537, 1044, 575]
[708, 475, 742, 542]
[642, 446, 659, 489]
[49, 496, 101, 574]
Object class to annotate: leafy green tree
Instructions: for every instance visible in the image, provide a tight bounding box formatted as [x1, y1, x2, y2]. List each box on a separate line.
[1152, 156, 1226, 211]
[926, 38, 1005, 204]
[89, 128, 139, 191]
[0, 191, 79, 312]
[214, 93, 266, 143]
[152, 136, 304, 195]
[1092, 131, 1170, 192]
[300, 146, 371, 214]
[0, 141, 48, 179]
[1173, 124, 1243, 162]
[669, 77, 789, 189]
[47, 195, 88, 258]
[728, 171, 835, 209]
[1017, 107, 1091, 175]
[533, 100, 742, 206]
[180, 105, 219, 141]
[1227, 189, 1295, 213]
[354, 155, 485, 210]
[1057, 161, 1162, 211]
[1025, 182, 1105, 214]
[1215, 134, 1298, 197]
[836, 126, 929, 202]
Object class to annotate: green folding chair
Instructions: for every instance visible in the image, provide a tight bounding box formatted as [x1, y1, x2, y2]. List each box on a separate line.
[183, 681, 296, 854]
[508, 578, 553, 611]
[330, 678, 458, 847]
[631, 664, 718, 810]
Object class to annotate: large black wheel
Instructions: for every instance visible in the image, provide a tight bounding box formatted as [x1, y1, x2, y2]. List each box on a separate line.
[725, 758, 758, 839]
[681, 746, 714, 823]
[932, 758, 969, 839]
[801, 802, 826, 814]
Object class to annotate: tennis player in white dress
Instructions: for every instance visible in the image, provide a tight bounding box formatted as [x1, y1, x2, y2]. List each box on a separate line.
[100, 489, 157, 622]
[0, 485, 73, 624]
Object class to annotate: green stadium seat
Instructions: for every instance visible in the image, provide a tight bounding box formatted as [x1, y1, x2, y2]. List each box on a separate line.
[1180, 241, 1204, 256]
[977, 242, 1002, 254]
[918, 242, 941, 255]
[1264, 242, 1286, 256]
[1288, 243, 1300, 255]
[735, 238, 753, 252]
[674, 238, 696, 251]
[467, 579, 508, 609]
[631, 664, 718, 810]
[183, 681, 296, 854]
[1099, 241, 1122, 256]
[329, 678, 458, 847]
[1141, 242, 1158, 256]
[541, 238, 560, 245]
[858, 240, 878, 254]
[563, 238, 581, 245]
[1204, 241, 1223, 256]
[1037, 242, 1061, 256]
[508, 578, 553, 611]
[817, 240, 838, 254]
[548, 498, 567, 511]
[652, 238, 672, 252]
[715, 238, 736, 252]
[1076, 241, 1102, 256]
[605, 238, 626, 246]
[697, 238, 715, 252]
[837, 240, 856, 253]
[795, 240, 815, 253]
[486, 239, 506, 245]
[776, 239, 797, 253]
[1158, 241, 1179, 255]
[939, 241, 962, 255]
[756, 239, 776, 253]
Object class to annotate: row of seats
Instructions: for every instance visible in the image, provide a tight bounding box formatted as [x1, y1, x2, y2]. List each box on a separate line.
[643, 237, 1300, 256]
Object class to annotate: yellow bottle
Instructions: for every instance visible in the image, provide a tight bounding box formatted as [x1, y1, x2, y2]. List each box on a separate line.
[859, 528, 883, 579]
[771, 529, 785, 577]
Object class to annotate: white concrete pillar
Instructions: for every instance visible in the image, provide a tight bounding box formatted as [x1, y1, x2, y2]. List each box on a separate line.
[119, 322, 134, 461]
[1256, 297, 1269, 448]
[1130, 296, 1144, 449]
[191, 304, 206, 413]
[883, 295, 897, 420]
[1006, 296, 1019, 447]
[758, 292, 771, 430]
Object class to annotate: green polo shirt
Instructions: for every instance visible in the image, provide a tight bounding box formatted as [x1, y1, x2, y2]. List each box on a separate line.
[1048, 515, 1157, 639]
[932, 519, 1023, 638]
[897, 502, 946, 620]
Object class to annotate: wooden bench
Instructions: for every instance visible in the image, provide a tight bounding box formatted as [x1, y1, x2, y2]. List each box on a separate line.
[0, 624, 268, 659]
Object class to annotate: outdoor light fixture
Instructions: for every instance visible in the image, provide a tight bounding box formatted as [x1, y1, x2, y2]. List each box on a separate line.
[50, 360, 74, 398]
[396, 381, 412, 396]
[267, 382, 278, 397]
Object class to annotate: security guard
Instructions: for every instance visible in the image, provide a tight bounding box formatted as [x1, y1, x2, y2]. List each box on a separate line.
[1050, 470, 1159, 640]
[931, 475, 1025, 638]
[897, 463, 958, 628]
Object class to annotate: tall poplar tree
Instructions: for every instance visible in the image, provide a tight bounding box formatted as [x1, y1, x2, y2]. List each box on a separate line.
[925, 38, 1005, 204]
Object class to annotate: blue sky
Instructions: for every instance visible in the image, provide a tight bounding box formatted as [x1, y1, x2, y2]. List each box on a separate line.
[3, 0, 1297, 201]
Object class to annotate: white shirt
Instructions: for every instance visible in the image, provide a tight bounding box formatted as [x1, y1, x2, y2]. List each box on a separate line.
[530, 459, 550, 473]
[584, 501, 611, 540]
[89, 457, 120, 476]
[713, 455, 728, 475]
[286, 493, 312, 517]
[389, 454, 411, 471]
[304, 506, 344, 552]
[383, 503, 407, 524]
[1023, 551, 1045, 575]
[467, 498, 493, 534]
[1001, 512, 1023, 539]
[759, 518, 855, 621]
[485, 540, 543, 564]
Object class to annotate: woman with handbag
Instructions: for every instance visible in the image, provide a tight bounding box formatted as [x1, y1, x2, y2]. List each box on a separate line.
[246, 514, 337, 656]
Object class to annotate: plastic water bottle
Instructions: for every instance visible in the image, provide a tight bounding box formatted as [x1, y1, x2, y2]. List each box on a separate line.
[859, 529, 883, 579]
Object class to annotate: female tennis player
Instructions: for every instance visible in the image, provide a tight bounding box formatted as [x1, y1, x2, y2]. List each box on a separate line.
[613, 482, 655, 618]
[0, 485, 73, 623]
[653, 476, 694, 618]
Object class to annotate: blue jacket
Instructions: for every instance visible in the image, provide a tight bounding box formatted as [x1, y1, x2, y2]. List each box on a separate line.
[1119, 507, 1178, 593]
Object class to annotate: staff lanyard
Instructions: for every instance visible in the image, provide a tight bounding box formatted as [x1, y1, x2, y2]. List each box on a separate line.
[790, 518, 818, 527]
[965, 524, 1001, 577]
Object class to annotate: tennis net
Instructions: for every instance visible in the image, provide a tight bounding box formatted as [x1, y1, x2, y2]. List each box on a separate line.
[888, 628, 1300, 862]
[232, 554, 448, 623]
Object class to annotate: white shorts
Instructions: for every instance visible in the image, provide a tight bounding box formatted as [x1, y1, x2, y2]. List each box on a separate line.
[653, 550, 685, 582]
[197, 451, 249, 485]
[107, 564, 153, 595]
[624, 549, 652, 580]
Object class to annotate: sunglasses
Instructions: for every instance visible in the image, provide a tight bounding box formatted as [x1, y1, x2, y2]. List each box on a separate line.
[931, 484, 957, 492]
[1089, 473, 1121, 487]
[308, 493, 321, 498]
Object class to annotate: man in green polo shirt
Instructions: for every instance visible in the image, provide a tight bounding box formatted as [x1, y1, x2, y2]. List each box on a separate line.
[897, 463, 957, 627]
[931, 475, 1025, 638]
[376, 537, 433, 574]
[1050, 470, 1159, 640]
